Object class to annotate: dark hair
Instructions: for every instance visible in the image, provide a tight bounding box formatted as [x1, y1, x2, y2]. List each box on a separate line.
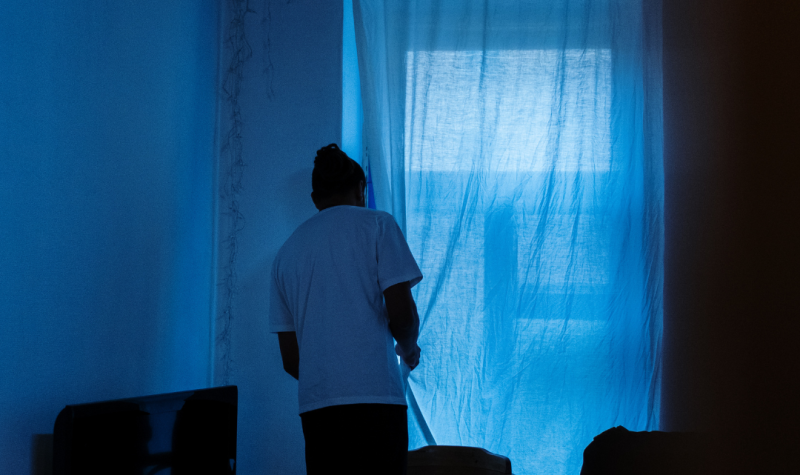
[311, 144, 365, 201]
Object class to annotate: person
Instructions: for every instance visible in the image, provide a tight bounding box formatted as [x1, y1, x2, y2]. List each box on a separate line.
[269, 144, 422, 475]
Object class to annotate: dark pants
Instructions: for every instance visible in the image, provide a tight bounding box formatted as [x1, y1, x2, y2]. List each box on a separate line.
[300, 403, 408, 475]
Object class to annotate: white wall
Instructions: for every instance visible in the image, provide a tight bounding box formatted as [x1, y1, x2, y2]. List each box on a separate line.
[214, 1, 343, 473]
[0, 1, 219, 473]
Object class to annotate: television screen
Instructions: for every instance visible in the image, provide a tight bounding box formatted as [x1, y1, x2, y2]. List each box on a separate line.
[54, 385, 237, 475]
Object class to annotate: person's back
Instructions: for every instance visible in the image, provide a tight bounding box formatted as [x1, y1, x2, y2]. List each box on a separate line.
[272, 205, 420, 413]
[269, 144, 422, 475]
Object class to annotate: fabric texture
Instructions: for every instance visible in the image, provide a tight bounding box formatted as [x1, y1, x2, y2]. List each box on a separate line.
[353, 1, 663, 474]
[270, 205, 423, 414]
[301, 403, 409, 475]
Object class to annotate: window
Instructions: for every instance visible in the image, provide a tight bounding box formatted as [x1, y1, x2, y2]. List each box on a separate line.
[352, 2, 662, 473]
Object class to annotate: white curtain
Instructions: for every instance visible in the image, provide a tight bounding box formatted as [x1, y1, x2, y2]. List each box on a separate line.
[354, 1, 663, 473]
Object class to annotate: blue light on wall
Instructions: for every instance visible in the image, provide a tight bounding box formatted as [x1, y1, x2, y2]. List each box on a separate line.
[0, 1, 219, 473]
[342, 0, 363, 165]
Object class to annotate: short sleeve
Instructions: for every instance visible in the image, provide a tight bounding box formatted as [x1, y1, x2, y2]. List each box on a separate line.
[269, 258, 295, 333]
[376, 213, 423, 292]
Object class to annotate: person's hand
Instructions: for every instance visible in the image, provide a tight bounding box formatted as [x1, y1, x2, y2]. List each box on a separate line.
[395, 343, 421, 371]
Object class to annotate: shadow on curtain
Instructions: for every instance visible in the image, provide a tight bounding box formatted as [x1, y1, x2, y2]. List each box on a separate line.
[353, 1, 663, 473]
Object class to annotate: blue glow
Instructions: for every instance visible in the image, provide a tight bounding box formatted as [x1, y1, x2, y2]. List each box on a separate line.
[402, 48, 660, 475]
[354, 1, 663, 473]
[0, 1, 218, 473]
[342, 0, 363, 164]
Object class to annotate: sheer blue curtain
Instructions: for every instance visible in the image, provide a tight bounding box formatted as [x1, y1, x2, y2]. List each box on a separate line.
[353, 1, 663, 473]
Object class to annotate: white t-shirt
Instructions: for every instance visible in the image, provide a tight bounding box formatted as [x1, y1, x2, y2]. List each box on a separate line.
[269, 206, 423, 414]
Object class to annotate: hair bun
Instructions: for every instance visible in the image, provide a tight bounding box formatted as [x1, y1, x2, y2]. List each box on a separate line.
[314, 144, 354, 187]
[311, 144, 366, 202]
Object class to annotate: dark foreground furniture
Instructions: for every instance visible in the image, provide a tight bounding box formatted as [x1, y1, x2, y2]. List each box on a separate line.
[580, 426, 711, 475]
[408, 445, 513, 475]
[54, 385, 237, 475]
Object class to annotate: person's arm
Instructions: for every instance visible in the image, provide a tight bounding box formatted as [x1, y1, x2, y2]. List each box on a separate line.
[277, 331, 299, 380]
[384, 281, 421, 370]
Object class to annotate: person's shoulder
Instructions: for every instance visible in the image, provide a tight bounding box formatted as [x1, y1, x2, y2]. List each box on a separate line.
[370, 209, 401, 228]
[325, 205, 394, 222]
[354, 208, 402, 232]
[274, 213, 323, 258]
[344, 206, 394, 221]
[332, 205, 384, 216]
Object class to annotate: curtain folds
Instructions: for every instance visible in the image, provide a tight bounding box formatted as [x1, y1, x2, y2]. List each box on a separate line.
[354, 1, 663, 473]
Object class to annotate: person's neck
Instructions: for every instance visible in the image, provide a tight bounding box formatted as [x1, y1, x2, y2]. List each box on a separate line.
[316, 199, 361, 211]
[314, 187, 365, 211]
[317, 202, 348, 211]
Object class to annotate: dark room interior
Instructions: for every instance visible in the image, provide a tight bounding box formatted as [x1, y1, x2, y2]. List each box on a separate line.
[1, 0, 798, 474]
